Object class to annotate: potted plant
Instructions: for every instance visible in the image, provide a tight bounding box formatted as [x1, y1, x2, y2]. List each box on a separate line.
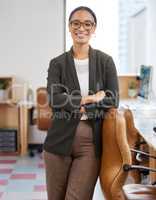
[128, 81, 138, 98]
[0, 80, 8, 101]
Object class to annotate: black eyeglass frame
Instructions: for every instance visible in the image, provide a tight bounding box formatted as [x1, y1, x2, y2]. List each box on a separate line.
[69, 20, 95, 30]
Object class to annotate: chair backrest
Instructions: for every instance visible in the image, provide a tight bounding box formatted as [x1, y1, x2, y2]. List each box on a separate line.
[100, 108, 132, 200]
[124, 109, 140, 149]
[36, 87, 52, 130]
[124, 109, 142, 183]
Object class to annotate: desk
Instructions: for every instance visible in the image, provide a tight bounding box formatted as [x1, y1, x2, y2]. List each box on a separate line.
[120, 98, 156, 182]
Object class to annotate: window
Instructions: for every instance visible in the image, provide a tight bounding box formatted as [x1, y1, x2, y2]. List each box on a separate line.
[118, 0, 146, 73]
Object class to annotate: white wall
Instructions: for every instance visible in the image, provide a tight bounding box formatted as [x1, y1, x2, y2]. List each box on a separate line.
[128, 9, 147, 73]
[0, 0, 64, 101]
[146, 0, 156, 98]
[127, 0, 156, 98]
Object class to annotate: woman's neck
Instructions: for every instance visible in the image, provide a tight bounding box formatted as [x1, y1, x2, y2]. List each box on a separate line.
[72, 44, 89, 59]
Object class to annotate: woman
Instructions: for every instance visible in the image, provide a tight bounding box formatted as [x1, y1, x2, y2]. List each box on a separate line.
[43, 6, 119, 200]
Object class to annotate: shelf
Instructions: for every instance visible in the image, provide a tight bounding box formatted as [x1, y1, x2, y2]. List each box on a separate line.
[0, 77, 14, 101]
[0, 77, 19, 154]
[0, 77, 31, 155]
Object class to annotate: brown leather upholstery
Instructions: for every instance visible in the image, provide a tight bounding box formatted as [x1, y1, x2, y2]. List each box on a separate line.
[100, 108, 132, 200]
[124, 109, 140, 149]
[124, 109, 142, 183]
[36, 87, 52, 130]
[100, 108, 156, 200]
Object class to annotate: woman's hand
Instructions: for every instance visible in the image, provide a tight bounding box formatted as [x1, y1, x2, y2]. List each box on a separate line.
[79, 106, 86, 113]
[80, 90, 105, 105]
[93, 90, 105, 103]
[80, 95, 95, 105]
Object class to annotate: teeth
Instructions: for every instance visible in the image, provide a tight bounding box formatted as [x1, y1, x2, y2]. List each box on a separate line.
[76, 33, 85, 37]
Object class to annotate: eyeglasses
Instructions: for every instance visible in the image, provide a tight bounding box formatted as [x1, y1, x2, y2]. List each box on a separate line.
[70, 20, 95, 31]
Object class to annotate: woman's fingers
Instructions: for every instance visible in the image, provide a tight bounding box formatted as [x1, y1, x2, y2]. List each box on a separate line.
[80, 91, 105, 105]
[94, 91, 105, 102]
[80, 96, 94, 105]
[80, 106, 86, 113]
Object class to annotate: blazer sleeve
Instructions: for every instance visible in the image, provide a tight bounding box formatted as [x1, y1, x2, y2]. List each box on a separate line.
[47, 59, 82, 113]
[84, 56, 119, 118]
[100, 56, 119, 108]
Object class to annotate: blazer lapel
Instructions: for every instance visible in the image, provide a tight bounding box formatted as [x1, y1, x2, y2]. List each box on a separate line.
[66, 46, 96, 95]
[88, 46, 96, 95]
[66, 48, 81, 92]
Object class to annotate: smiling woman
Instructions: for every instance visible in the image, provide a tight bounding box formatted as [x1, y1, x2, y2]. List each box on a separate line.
[43, 5, 119, 200]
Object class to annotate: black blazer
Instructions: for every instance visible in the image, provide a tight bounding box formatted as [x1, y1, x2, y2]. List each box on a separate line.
[43, 46, 119, 157]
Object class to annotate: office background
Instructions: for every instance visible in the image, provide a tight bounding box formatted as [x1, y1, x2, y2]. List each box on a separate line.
[0, 0, 156, 100]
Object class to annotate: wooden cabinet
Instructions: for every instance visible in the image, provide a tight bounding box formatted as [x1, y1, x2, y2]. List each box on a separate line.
[0, 102, 20, 154]
[0, 77, 18, 154]
[0, 102, 31, 155]
[0, 76, 31, 155]
[0, 103, 20, 154]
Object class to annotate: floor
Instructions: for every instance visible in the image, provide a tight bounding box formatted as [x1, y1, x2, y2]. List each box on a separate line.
[0, 152, 104, 200]
[0, 153, 47, 200]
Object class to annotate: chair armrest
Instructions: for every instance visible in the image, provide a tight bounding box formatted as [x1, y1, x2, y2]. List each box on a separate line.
[123, 164, 156, 173]
[131, 148, 156, 160]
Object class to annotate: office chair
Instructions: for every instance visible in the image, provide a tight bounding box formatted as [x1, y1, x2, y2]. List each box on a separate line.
[100, 108, 132, 200]
[36, 87, 52, 130]
[29, 87, 52, 157]
[100, 108, 156, 200]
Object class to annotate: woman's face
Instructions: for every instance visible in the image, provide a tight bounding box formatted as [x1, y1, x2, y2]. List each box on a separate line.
[69, 10, 96, 45]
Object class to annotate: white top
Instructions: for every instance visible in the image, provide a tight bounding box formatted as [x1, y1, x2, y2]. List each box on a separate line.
[74, 58, 89, 120]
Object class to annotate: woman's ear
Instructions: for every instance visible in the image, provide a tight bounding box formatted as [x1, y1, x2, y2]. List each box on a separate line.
[91, 26, 96, 34]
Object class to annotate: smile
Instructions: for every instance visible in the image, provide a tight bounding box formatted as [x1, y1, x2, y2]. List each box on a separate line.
[75, 32, 88, 38]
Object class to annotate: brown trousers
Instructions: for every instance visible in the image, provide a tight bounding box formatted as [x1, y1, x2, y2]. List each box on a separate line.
[43, 120, 100, 200]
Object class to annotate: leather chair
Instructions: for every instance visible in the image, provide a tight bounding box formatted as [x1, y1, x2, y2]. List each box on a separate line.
[28, 87, 52, 157]
[100, 108, 132, 200]
[100, 108, 156, 200]
[36, 87, 52, 130]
